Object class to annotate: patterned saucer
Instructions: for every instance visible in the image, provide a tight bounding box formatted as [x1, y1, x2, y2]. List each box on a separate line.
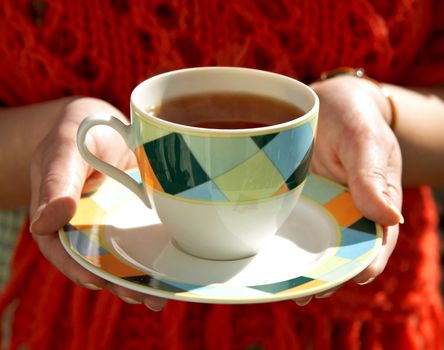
[59, 170, 382, 304]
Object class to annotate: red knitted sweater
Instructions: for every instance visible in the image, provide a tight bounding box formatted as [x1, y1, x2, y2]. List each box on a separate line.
[1, 0, 444, 349]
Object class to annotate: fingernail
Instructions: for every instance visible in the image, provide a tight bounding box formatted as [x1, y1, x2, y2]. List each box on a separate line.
[121, 296, 142, 305]
[295, 296, 312, 306]
[315, 291, 335, 299]
[390, 204, 404, 224]
[81, 282, 102, 291]
[385, 199, 404, 224]
[30, 206, 44, 233]
[143, 300, 164, 312]
[357, 277, 375, 285]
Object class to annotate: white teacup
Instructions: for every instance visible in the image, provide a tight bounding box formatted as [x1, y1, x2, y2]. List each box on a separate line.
[77, 67, 319, 260]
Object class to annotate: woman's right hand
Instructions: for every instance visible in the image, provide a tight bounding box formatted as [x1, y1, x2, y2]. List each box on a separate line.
[29, 97, 168, 311]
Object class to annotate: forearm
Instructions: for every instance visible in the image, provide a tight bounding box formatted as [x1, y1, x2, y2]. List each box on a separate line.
[387, 84, 444, 186]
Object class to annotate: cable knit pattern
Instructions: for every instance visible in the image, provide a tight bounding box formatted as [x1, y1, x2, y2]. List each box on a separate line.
[0, 0, 443, 349]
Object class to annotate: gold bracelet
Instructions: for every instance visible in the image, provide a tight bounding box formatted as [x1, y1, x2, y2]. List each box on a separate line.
[319, 67, 398, 130]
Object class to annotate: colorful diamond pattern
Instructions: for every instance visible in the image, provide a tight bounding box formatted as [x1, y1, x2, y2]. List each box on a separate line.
[179, 180, 228, 201]
[137, 123, 315, 203]
[212, 150, 286, 201]
[181, 134, 261, 178]
[336, 228, 378, 260]
[285, 142, 313, 190]
[143, 133, 210, 195]
[261, 124, 313, 180]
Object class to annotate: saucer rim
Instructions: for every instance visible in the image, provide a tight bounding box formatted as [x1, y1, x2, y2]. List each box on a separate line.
[59, 171, 383, 304]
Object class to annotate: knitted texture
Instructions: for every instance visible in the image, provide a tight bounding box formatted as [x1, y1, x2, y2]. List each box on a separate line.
[0, 0, 443, 112]
[0, 0, 444, 349]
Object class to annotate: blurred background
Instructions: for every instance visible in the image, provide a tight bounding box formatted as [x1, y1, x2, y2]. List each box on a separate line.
[433, 188, 444, 294]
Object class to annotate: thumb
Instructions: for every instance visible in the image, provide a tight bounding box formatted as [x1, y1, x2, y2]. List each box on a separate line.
[339, 130, 404, 284]
[342, 136, 403, 227]
[29, 131, 90, 235]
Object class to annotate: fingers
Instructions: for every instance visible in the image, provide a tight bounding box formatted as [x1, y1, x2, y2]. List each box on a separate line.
[29, 132, 90, 235]
[340, 128, 403, 227]
[312, 78, 404, 226]
[340, 129, 402, 283]
[26, 98, 165, 310]
[33, 232, 107, 288]
[315, 284, 342, 299]
[108, 284, 168, 311]
[29, 137, 166, 310]
[33, 232, 168, 311]
[294, 296, 312, 306]
[29, 97, 129, 235]
[353, 225, 399, 284]
[310, 78, 404, 290]
[293, 284, 343, 306]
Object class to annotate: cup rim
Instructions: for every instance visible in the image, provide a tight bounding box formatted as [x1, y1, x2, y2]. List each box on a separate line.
[130, 67, 319, 135]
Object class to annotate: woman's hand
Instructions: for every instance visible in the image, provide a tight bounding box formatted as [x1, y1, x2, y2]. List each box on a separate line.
[24, 84, 402, 309]
[294, 76, 403, 306]
[28, 97, 168, 311]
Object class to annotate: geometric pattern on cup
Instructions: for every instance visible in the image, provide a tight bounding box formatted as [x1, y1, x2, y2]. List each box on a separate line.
[139, 125, 314, 204]
[258, 124, 313, 180]
[181, 133, 263, 178]
[142, 133, 211, 194]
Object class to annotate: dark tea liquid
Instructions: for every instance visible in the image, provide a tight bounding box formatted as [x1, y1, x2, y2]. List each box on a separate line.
[193, 120, 269, 129]
[147, 92, 305, 129]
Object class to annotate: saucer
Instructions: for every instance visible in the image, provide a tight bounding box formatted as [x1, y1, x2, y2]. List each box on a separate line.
[59, 170, 382, 304]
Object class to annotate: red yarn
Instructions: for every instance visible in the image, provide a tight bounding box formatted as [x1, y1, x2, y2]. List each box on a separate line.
[0, 0, 444, 349]
[0, 0, 442, 111]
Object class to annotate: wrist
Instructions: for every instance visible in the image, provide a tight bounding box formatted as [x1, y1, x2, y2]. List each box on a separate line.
[359, 79, 393, 127]
[317, 67, 397, 130]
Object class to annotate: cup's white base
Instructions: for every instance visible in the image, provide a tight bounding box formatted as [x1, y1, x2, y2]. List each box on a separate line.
[103, 195, 338, 287]
[151, 186, 303, 261]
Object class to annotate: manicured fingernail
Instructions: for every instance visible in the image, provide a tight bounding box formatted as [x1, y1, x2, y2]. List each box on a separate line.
[30, 206, 44, 233]
[121, 296, 142, 305]
[357, 277, 375, 285]
[81, 282, 102, 291]
[295, 296, 312, 306]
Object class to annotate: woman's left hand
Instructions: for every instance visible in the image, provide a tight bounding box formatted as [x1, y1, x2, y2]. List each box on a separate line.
[293, 75, 403, 306]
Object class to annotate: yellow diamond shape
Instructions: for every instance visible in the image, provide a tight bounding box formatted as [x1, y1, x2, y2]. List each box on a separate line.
[213, 151, 285, 202]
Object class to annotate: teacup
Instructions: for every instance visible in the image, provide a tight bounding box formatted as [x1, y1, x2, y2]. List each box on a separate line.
[77, 67, 319, 260]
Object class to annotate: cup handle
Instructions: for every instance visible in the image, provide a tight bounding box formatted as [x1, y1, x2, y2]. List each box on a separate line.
[76, 113, 151, 208]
